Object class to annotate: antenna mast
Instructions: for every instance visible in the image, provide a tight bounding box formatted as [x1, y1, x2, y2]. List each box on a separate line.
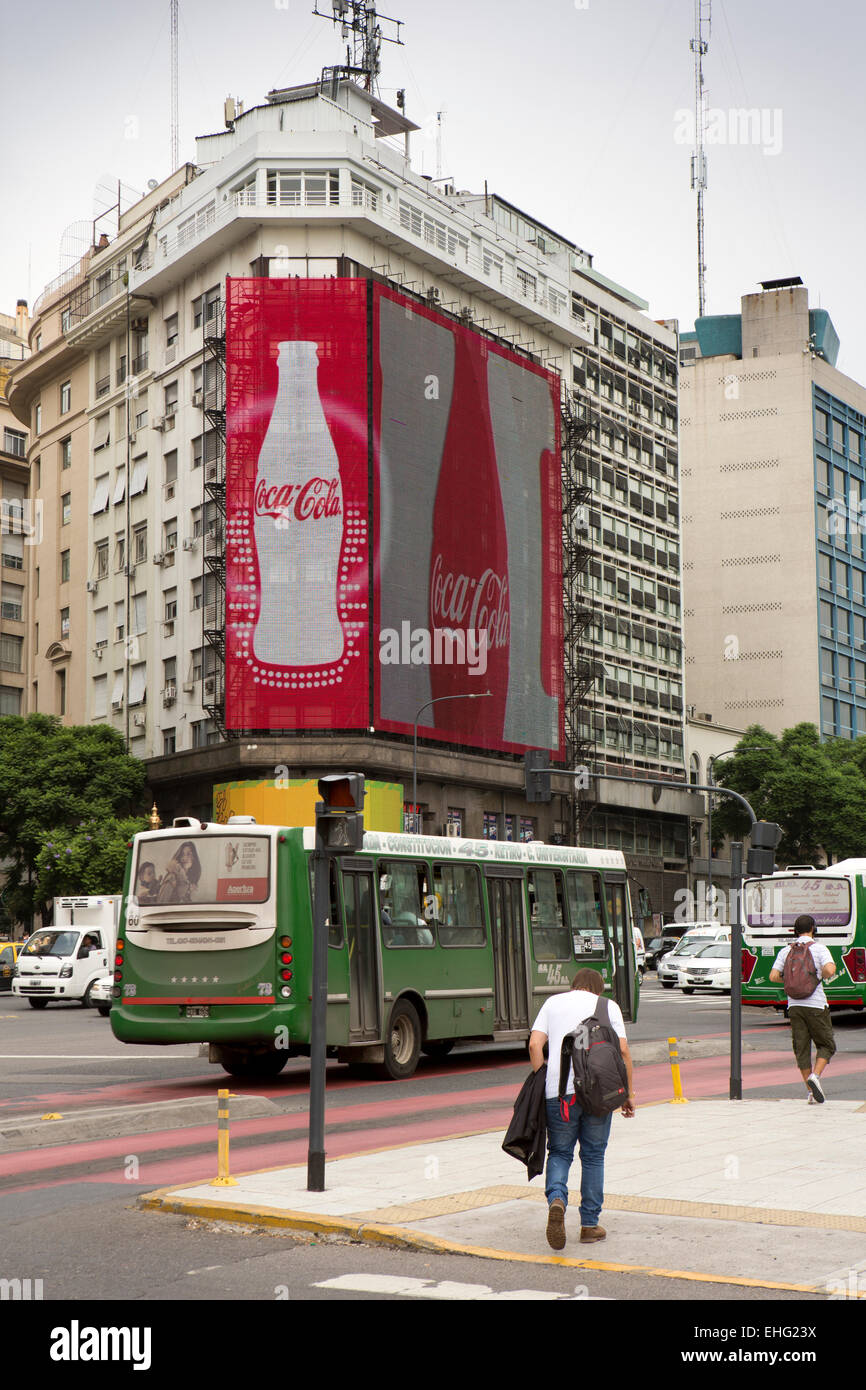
[690, 0, 711, 318]
[170, 0, 179, 170]
[313, 1, 404, 94]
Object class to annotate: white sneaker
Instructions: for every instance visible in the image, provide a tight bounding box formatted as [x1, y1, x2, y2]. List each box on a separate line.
[807, 1073, 825, 1103]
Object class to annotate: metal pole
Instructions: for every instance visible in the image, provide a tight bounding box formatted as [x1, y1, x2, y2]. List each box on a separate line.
[729, 840, 744, 1100]
[307, 848, 331, 1190]
[412, 692, 492, 832]
[707, 788, 713, 919]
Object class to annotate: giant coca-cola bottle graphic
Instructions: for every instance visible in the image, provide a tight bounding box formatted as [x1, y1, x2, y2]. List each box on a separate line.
[428, 330, 510, 739]
[253, 340, 344, 667]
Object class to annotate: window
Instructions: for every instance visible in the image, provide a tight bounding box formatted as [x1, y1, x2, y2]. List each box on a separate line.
[130, 456, 148, 497]
[115, 534, 126, 571]
[378, 861, 433, 948]
[165, 313, 178, 347]
[527, 870, 570, 960]
[60, 437, 71, 469]
[567, 872, 606, 958]
[129, 664, 147, 707]
[164, 380, 178, 421]
[133, 524, 147, 564]
[0, 685, 21, 716]
[432, 863, 485, 946]
[192, 430, 218, 468]
[94, 607, 108, 648]
[483, 811, 499, 840]
[61, 551, 70, 584]
[0, 635, 22, 672]
[3, 428, 25, 458]
[60, 607, 70, 639]
[35, 403, 41, 434]
[164, 519, 177, 553]
[1, 582, 23, 622]
[163, 729, 176, 755]
[115, 601, 125, 642]
[91, 474, 110, 515]
[446, 808, 464, 835]
[164, 451, 178, 486]
[61, 494, 71, 526]
[267, 169, 339, 207]
[131, 593, 147, 637]
[58, 669, 66, 717]
[193, 286, 221, 330]
[60, 381, 71, 414]
[191, 576, 203, 610]
[92, 675, 108, 719]
[164, 589, 177, 623]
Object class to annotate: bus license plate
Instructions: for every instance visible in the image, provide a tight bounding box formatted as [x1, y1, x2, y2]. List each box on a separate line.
[185, 1005, 210, 1019]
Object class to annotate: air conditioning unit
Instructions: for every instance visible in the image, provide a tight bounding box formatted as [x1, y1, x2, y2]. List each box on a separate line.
[163, 685, 177, 706]
[93, 647, 104, 661]
[182, 680, 195, 693]
[163, 620, 175, 637]
[182, 537, 197, 551]
[192, 390, 203, 408]
[165, 482, 176, 501]
[446, 823, 460, 838]
[132, 713, 146, 727]
[165, 345, 176, 364]
[111, 698, 124, 711]
[86, 580, 99, 593]
[153, 552, 165, 566]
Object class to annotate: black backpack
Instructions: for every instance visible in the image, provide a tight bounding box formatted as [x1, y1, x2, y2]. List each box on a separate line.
[558, 995, 629, 1119]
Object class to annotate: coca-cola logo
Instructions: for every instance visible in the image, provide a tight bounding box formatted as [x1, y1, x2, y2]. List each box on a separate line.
[254, 477, 342, 522]
[431, 554, 509, 648]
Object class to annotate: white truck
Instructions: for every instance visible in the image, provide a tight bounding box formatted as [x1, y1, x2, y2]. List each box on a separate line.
[12, 896, 122, 1009]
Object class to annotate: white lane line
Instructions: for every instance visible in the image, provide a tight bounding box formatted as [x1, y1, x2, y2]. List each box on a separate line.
[0, 1054, 203, 1060]
[313, 1274, 608, 1300]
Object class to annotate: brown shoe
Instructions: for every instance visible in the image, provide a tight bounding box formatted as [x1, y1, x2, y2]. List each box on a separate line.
[546, 1199, 566, 1250]
[580, 1225, 606, 1244]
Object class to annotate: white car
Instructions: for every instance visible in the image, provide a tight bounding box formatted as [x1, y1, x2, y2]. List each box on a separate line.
[657, 938, 714, 988]
[89, 974, 113, 1017]
[680, 943, 732, 995]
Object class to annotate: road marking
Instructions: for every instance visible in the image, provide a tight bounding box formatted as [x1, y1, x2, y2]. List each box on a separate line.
[0, 1055, 201, 1060]
[312, 1274, 606, 1300]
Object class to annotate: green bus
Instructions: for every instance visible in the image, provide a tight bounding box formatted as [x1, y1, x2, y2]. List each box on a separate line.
[742, 862, 866, 1011]
[110, 818, 639, 1079]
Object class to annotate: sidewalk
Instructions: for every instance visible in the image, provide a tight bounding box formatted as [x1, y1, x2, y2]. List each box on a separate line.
[142, 1097, 866, 1296]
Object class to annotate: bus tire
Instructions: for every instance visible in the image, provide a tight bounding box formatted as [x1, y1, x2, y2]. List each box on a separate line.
[421, 1040, 455, 1059]
[382, 999, 421, 1080]
[29, 998, 49, 1009]
[217, 1046, 288, 1080]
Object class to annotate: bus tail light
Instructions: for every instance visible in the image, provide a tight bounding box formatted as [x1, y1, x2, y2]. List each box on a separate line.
[281, 953, 293, 964]
[280, 936, 292, 948]
[843, 948, 866, 982]
[281, 969, 293, 981]
[741, 948, 757, 983]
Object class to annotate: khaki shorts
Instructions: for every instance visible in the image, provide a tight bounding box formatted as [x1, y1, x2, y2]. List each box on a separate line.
[788, 1006, 836, 1072]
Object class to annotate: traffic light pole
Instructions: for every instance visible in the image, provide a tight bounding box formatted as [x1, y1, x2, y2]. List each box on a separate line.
[729, 841, 744, 1100]
[307, 848, 331, 1191]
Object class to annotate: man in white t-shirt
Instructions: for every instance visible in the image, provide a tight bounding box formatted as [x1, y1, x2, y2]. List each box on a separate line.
[529, 968, 634, 1250]
[770, 914, 837, 1103]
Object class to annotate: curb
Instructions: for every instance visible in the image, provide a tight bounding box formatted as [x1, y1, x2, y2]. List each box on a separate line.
[139, 1186, 843, 1296]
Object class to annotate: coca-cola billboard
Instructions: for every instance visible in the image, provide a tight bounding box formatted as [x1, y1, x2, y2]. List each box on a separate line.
[225, 279, 369, 730]
[224, 279, 562, 756]
[373, 284, 563, 756]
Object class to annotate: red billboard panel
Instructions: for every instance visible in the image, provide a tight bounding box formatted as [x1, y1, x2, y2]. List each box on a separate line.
[373, 284, 563, 756]
[225, 279, 370, 731]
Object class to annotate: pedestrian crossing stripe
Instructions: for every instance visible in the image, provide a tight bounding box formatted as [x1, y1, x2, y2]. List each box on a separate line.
[313, 1274, 608, 1300]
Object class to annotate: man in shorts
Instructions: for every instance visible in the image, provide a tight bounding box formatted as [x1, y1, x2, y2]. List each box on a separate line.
[770, 914, 836, 1102]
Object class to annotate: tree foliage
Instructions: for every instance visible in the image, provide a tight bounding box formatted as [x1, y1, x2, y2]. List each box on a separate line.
[34, 816, 148, 901]
[0, 715, 147, 924]
[710, 723, 866, 864]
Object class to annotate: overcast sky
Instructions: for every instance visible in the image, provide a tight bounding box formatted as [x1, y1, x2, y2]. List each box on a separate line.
[4, 0, 865, 382]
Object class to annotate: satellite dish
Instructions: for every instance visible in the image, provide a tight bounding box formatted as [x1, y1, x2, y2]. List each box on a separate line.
[147, 178, 159, 191]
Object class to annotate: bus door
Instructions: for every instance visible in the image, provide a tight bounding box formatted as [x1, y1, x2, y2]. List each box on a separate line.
[485, 868, 529, 1033]
[340, 862, 381, 1042]
[605, 875, 637, 1022]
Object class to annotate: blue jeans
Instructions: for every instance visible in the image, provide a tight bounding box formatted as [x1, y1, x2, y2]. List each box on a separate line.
[545, 1097, 612, 1227]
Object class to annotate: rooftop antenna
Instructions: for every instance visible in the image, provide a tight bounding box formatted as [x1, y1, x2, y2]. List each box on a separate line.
[690, 0, 711, 319]
[170, 0, 179, 170]
[313, 1, 404, 94]
[435, 110, 444, 181]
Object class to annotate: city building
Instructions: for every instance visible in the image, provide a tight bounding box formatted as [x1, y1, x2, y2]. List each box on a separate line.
[680, 278, 866, 742]
[8, 74, 699, 916]
[0, 302, 31, 716]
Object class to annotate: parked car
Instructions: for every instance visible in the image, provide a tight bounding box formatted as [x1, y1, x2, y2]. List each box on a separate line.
[89, 974, 113, 1017]
[680, 943, 732, 995]
[645, 935, 680, 970]
[0, 942, 19, 993]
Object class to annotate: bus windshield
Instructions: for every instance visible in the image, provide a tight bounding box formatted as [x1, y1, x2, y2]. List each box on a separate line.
[745, 876, 852, 929]
[132, 834, 271, 907]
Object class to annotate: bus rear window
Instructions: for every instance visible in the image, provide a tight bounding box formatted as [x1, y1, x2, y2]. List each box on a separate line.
[745, 877, 851, 929]
[132, 835, 270, 906]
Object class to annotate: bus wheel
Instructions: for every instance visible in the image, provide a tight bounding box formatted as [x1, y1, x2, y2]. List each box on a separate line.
[28, 999, 49, 1009]
[217, 1047, 288, 1079]
[382, 999, 421, 1080]
[421, 1040, 455, 1060]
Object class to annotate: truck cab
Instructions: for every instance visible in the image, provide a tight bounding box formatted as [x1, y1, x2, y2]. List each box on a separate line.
[12, 896, 121, 1009]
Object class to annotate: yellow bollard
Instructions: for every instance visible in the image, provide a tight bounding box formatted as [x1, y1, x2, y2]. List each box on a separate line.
[667, 1036, 689, 1104]
[210, 1088, 239, 1186]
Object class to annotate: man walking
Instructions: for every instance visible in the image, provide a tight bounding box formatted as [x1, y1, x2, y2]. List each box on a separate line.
[529, 969, 634, 1250]
[769, 914, 836, 1103]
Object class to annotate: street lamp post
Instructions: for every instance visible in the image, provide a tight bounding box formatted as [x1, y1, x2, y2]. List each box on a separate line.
[412, 692, 492, 830]
[706, 746, 774, 921]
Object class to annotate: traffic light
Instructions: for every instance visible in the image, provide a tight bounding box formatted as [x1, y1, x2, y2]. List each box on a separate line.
[746, 820, 782, 877]
[315, 774, 365, 852]
[524, 749, 551, 803]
